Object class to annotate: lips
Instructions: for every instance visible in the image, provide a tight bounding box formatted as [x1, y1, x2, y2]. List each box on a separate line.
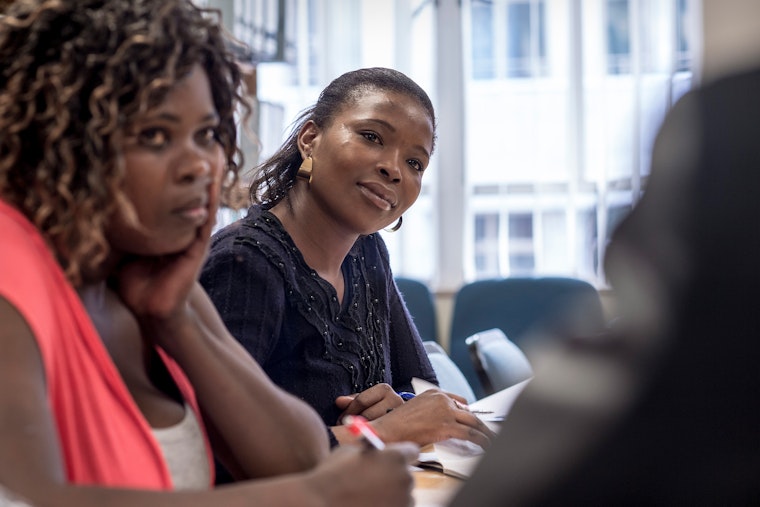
[358, 182, 398, 211]
[174, 196, 209, 226]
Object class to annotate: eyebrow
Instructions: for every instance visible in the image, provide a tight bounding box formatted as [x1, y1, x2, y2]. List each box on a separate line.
[143, 111, 219, 124]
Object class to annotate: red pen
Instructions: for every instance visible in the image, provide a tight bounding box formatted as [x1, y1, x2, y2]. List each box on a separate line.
[342, 415, 385, 450]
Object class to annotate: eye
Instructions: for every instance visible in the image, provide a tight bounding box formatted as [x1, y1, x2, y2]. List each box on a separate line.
[197, 126, 220, 146]
[137, 127, 169, 149]
[361, 131, 382, 144]
[408, 159, 425, 172]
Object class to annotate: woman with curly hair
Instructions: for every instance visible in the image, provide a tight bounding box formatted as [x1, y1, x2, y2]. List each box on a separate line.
[0, 1, 417, 506]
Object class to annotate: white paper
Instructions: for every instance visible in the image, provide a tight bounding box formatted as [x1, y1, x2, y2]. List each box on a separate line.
[468, 378, 531, 420]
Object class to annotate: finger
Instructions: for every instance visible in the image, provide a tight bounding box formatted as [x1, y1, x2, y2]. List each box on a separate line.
[200, 148, 224, 240]
[358, 397, 404, 421]
[339, 399, 381, 420]
[340, 384, 398, 416]
[446, 422, 493, 450]
[453, 411, 498, 447]
[335, 394, 357, 410]
[199, 192, 218, 242]
[339, 397, 372, 418]
[452, 399, 470, 411]
[443, 391, 470, 405]
[457, 408, 497, 435]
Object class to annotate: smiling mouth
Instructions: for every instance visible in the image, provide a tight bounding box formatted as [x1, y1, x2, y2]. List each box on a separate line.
[358, 184, 397, 211]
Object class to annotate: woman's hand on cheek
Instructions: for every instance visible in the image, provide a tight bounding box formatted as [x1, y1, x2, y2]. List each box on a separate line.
[113, 164, 221, 325]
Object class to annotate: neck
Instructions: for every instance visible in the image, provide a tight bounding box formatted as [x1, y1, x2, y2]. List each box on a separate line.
[77, 280, 109, 309]
[76, 248, 123, 293]
[270, 192, 358, 282]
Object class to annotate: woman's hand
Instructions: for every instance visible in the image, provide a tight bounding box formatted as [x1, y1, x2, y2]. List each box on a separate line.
[335, 383, 406, 421]
[336, 385, 496, 449]
[112, 163, 222, 333]
[304, 442, 418, 507]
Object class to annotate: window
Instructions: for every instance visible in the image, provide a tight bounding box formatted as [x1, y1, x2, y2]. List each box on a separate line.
[470, 0, 548, 79]
[607, 0, 631, 74]
[507, 1, 547, 77]
[223, 0, 297, 64]
[508, 213, 535, 274]
[474, 213, 500, 277]
[208, 0, 698, 289]
[471, 2, 494, 79]
[464, 0, 695, 285]
[675, 0, 692, 72]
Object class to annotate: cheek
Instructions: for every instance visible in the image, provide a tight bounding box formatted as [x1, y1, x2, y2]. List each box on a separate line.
[113, 182, 164, 249]
[122, 184, 160, 227]
[121, 154, 165, 220]
[403, 177, 423, 204]
[106, 206, 148, 255]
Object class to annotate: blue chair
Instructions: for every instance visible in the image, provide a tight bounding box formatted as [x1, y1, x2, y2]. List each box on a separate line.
[394, 277, 439, 343]
[466, 328, 533, 396]
[449, 277, 606, 398]
[422, 341, 477, 404]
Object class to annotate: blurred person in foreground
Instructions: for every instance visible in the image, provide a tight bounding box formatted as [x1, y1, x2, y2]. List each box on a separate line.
[0, 1, 417, 506]
[450, 66, 760, 505]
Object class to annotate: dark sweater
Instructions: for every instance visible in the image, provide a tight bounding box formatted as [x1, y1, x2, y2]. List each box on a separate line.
[200, 205, 437, 429]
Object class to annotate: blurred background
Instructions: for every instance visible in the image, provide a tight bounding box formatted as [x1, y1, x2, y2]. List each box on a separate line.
[201, 0, 760, 345]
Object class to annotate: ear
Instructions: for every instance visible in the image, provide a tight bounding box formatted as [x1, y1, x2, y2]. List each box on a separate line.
[297, 120, 320, 158]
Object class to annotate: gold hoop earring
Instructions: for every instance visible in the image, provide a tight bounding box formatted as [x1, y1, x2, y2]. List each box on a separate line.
[296, 156, 313, 183]
[385, 216, 402, 233]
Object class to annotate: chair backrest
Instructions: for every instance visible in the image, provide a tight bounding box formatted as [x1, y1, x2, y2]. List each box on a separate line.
[450, 277, 605, 398]
[466, 328, 533, 396]
[395, 277, 439, 343]
[422, 341, 477, 404]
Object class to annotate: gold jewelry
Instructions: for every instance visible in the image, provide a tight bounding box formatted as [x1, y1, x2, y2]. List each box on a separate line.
[385, 216, 402, 233]
[296, 156, 313, 183]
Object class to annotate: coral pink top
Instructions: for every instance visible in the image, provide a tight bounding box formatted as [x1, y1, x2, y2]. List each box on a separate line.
[0, 200, 214, 489]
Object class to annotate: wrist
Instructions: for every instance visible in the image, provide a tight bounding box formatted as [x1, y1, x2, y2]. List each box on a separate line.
[137, 305, 198, 355]
[368, 418, 394, 444]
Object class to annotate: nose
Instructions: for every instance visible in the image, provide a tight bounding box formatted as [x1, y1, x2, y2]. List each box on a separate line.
[175, 145, 215, 185]
[379, 153, 403, 183]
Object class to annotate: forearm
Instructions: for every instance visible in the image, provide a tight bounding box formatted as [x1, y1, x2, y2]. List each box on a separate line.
[16, 475, 325, 507]
[143, 290, 328, 478]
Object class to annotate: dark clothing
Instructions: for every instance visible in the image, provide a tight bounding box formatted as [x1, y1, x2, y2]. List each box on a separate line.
[200, 205, 437, 429]
[451, 67, 760, 505]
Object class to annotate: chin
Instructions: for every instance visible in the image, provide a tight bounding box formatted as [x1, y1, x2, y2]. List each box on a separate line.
[127, 231, 197, 257]
[160, 234, 197, 255]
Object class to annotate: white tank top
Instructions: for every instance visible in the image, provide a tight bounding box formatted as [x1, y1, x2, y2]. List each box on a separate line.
[152, 403, 211, 490]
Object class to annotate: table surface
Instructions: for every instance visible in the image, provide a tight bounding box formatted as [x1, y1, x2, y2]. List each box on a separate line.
[412, 467, 464, 507]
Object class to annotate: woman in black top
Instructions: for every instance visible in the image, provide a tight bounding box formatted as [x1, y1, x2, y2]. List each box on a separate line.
[202, 67, 495, 450]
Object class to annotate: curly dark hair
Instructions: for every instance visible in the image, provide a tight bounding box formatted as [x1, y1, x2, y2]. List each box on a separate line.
[0, 0, 246, 286]
[250, 67, 437, 206]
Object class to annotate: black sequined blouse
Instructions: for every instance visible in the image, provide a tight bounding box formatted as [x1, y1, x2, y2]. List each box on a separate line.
[200, 205, 437, 430]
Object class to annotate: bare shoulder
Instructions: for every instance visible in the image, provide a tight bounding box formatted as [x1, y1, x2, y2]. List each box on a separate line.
[0, 296, 47, 392]
[0, 296, 65, 494]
